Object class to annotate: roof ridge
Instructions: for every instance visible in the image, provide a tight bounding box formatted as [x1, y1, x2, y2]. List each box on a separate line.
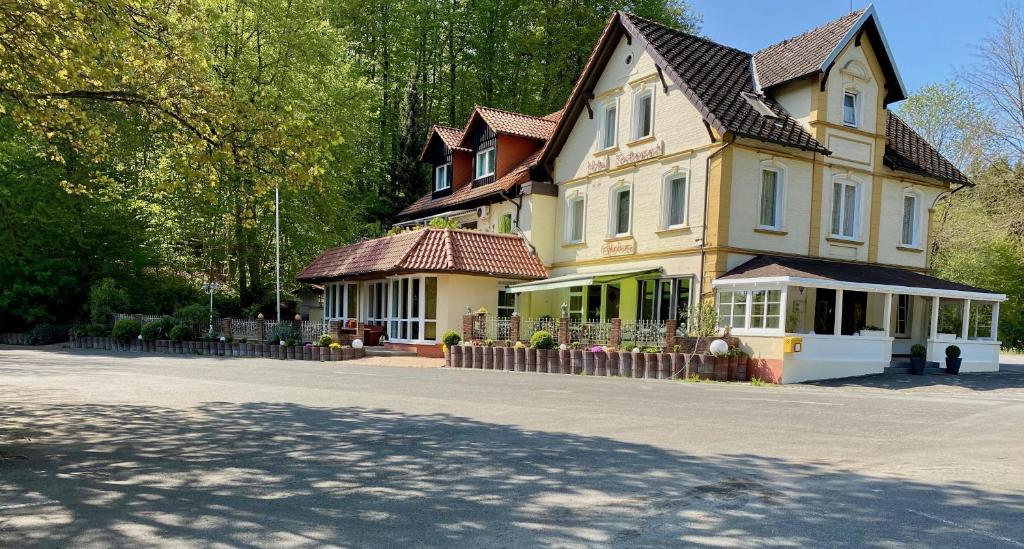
[621, 11, 752, 57]
[433, 123, 463, 131]
[475, 104, 557, 123]
[442, 228, 456, 269]
[754, 8, 865, 55]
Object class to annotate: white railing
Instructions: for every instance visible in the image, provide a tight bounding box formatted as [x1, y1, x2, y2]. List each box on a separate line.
[569, 320, 611, 345]
[620, 320, 666, 347]
[523, 317, 557, 341]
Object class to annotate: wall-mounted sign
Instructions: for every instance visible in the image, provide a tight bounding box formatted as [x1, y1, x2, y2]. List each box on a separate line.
[601, 240, 635, 257]
[615, 141, 663, 166]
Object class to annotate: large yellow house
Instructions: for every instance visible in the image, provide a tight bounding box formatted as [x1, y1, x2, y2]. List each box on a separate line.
[302, 7, 1005, 381]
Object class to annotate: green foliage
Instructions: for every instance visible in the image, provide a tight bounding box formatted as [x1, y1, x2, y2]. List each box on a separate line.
[173, 304, 209, 333]
[25, 323, 68, 345]
[111, 319, 142, 345]
[88, 279, 130, 326]
[169, 323, 193, 343]
[317, 334, 334, 347]
[946, 345, 962, 358]
[441, 330, 461, 347]
[266, 323, 299, 344]
[910, 344, 927, 358]
[428, 217, 461, 229]
[686, 302, 720, 337]
[284, 338, 297, 347]
[140, 322, 165, 342]
[529, 330, 555, 350]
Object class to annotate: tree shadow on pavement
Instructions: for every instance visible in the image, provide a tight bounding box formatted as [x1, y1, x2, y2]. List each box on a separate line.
[1, 401, 1022, 547]
[805, 368, 1024, 393]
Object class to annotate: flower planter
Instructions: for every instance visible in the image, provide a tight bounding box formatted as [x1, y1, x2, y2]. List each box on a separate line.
[946, 356, 962, 375]
[571, 350, 584, 374]
[504, 347, 516, 371]
[266, 344, 276, 359]
[727, 354, 739, 380]
[514, 347, 526, 372]
[330, 348, 341, 361]
[302, 347, 312, 360]
[671, 353, 686, 379]
[312, 346, 321, 361]
[473, 346, 484, 369]
[483, 347, 495, 370]
[735, 354, 749, 381]
[450, 345, 463, 368]
[714, 355, 729, 381]
[582, 351, 595, 375]
[493, 346, 505, 370]
[594, 351, 607, 376]
[641, 352, 656, 378]
[525, 348, 537, 372]
[607, 351, 620, 377]
[559, 349, 571, 374]
[909, 356, 926, 375]
[548, 349, 560, 374]
[620, 352, 634, 377]
[536, 349, 549, 373]
[659, 353, 673, 379]
[696, 355, 713, 380]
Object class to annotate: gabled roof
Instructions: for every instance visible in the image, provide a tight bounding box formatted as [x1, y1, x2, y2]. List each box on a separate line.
[419, 125, 468, 161]
[885, 111, 970, 186]
[457, 106, 557, 147]
[753, 6, 906, 104]
[400, 149, 542, 219]
[296, 228, 547, 283]
[717, 255, 1003, 299]
[541, 12, 830, 168]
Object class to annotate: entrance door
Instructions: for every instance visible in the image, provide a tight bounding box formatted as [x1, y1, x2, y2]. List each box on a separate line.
[814, 289, 836, 335]
[841, 291, 868, 335]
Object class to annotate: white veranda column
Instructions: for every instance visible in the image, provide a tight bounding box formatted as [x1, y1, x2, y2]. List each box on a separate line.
[930, 297, 940, 340]
[882, 293, 893, 336]
[993, 302, 1001, 341]
[833, 289, 844, 336]
[961, 299, 971, 340]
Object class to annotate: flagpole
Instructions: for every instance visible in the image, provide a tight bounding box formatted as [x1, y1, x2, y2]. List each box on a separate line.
[275, 184, 281, 322]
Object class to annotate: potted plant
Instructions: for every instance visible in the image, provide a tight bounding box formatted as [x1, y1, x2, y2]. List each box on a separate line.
[450, 343, 463, 368]
[859, 325, 886, 337]
[530, 331, 554, 373]
[514, 341, 527, 372]
[643, 347, 659, 379]
[442, 331, 461, 368]
[945, 345, 962, 375]
[910, 343, 927, 375]
[482, 339, 495, 370]
[494, 342, 505, 371]
[302, 343, 312, 360]
[472, 342, 485, 369]
[503, 344, 515, 372]
[329, 342, 342, 361]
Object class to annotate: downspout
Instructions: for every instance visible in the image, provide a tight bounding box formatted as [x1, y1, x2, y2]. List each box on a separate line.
[700, 136, 734, 302]
[501, 187, 537, 256]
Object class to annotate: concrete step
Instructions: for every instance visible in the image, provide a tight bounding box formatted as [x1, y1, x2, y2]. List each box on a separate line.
[884, 362, 946, 375]
[365, 347, 417, 358]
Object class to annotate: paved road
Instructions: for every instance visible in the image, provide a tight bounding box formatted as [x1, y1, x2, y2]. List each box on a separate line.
[1, 348, 1022, 548]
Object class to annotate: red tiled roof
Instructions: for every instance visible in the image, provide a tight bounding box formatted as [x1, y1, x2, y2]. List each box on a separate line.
[457, 106, 557, 147]
[885, 111, 970, 186]
[753, 10, 864, 90]
[419, 125, 468, 161]
[399, 149, 542, 219]
[296, 229, 546, 283]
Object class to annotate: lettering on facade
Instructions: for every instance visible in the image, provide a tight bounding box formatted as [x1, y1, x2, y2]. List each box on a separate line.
[615, 142, 663, 166]
[587, 157, 609, 173]
[601, 240, 636, 257]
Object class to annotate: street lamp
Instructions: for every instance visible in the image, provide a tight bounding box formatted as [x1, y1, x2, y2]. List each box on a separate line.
[201, 282, 221, 336]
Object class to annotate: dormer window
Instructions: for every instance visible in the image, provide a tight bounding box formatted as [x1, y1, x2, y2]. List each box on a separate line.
[434, 162, 451, 191]
[843, 92, 859, 127]
[475, 147, 495, 179]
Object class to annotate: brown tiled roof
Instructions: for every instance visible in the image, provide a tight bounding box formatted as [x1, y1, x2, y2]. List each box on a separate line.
[541, 109, 564, 123]
[458, 106, 557, 146]
[753, 10, 864, 90]
[621, 13, 828, 154]
[296, 229, 547, 283]
[718, 255, 1000, 295]
[885, 111, 970, 186]
[399, 149, 542, 219]
[418, 125, 468, 161]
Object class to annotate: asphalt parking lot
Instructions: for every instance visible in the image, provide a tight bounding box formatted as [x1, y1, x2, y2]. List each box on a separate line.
[2, 347, 1023, 547]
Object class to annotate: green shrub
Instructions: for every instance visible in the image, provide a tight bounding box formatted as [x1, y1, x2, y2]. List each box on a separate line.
[140, 320, 172, 342]
[442, 330, 461, 347]
[945, 345, 961, 358]
[173, 304, 208, 333]
[84, 323, 109, 337]
[169, 323, 193, 343]
[88, 278, 131, 325]
[529, 330, 555, 350]
[266, 323, 299, 344]
[26, 323, 68, 345]
[111, 319, 142, 345]
[284, 338, 297, 347]
[910, 343, 927, 358]
[317, 334, 333, 347]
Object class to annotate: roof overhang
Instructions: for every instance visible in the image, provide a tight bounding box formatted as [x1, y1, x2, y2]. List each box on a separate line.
[712, 275, 1006, 302]
[819, 5, 907, 105]
[506, 267, 661, 294]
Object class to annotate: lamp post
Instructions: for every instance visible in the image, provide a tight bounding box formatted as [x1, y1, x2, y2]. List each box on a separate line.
[202, 282, 221, 336]
[275, 184, 281, 322]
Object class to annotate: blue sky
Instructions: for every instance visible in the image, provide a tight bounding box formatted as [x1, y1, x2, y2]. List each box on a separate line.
[688, 0, 1004, 95]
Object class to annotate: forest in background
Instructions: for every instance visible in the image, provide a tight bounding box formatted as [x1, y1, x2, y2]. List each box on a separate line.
[2, 0, 1023, 349]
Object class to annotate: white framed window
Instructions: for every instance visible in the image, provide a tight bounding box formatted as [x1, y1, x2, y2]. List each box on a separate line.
[895, 294, 911, 337]
[717, 290, 749, 329]
[831, 177, 862, 239]
[434, 162, 451, 191]
[475, 147, 495, 179]
[609, 185, 632, 236]
[383, 275, 438, 342]
[631, 88, 654, 141]
[662, 171, 688, 228]
[750, 290, 782, 329]
[842, 91, 859, 127]
[600, 99, 618, 150]
[565, 195, 586, 243]
[901, 190, 922, 247]
[497, 289, 516, 317]
[758, 163, 785, 229]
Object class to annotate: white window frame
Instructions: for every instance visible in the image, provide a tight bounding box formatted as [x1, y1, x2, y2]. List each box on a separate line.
[716, 290, 749, 330]
[716, 287, 787, 335]
[434, 162, 451, 191]
[565, 194, 586, 244]
[749, 289, 783, 330]
[900, 189, 923, 248]
[830, 176, 863, 240]
[842, 90, 859, 127]
[383, 275, 438, 343]
[599, 98, 619, 151]
[608, 183, 632, 237]
[661, 169, 689, 229]
[631, 87, 655, 141]
[757, 161, 786, 230]
[475, 147, 495, 180]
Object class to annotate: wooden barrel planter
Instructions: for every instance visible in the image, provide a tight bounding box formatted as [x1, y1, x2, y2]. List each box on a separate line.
[330, 347, 341, 361]
[492, 347, 504, 370]
[735, 353, 749, 381]
[727, 353, 739, 380]
[643, 352, 658, 378]
[483, 347, 495, 370]
[594, 351, 607, 376]
[582, 351, 595, 375]
[619, 352, 633, 378]
[504, 347, 516, 371]
[714, 355, 729, 381]
[606, 351, 620, 377]
[558, 349, 571, 374]
[659, 353, 673, 379]
[312, 346, 321, 362]
[548, 349, 561, 374]
[513, 347, 526, 372]
[473, 346, 484, 369]
[450, 345, 462, 368]
[302, 346, 312, 360]
[570, 350, 583, 374]
[535, 349, 548, 373]
[525, 348, 537, 372]
[671, 353, 686, 379]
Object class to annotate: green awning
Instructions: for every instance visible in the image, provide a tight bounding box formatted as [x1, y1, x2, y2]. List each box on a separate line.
[506, 268, 661, 294]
